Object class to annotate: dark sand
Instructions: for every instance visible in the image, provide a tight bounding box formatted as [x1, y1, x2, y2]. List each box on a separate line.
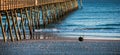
[0, 38, 120, 55]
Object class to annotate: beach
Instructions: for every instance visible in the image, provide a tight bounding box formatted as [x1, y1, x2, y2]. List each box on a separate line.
[0, 38, 120, 55]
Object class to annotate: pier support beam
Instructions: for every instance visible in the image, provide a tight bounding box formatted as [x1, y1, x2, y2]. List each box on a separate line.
[41, 6, 47, 28]
[25, 8, 33, 39]
[6, 11, 14, 42]
[11, 10, 20, 41]
[14, 10, 22, 40]
[0, 13, 7, 42]
[20, 9, 26, 39]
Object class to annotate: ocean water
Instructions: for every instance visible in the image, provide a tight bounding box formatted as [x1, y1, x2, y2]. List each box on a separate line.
[43, 0, 120, 39]
[0, 0, 120, 39]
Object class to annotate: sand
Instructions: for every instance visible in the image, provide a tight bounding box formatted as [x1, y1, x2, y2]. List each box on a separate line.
[0, 38, 120, 55]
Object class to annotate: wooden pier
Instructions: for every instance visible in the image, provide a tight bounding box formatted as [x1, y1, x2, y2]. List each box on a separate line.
[0, 0, 79, 42]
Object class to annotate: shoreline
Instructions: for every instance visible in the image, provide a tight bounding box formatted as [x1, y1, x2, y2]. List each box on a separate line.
[0, 37, 120, 43]
[1, 36, 120, 41]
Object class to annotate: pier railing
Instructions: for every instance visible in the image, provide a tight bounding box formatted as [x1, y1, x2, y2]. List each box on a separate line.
[0, 0, 72, 11]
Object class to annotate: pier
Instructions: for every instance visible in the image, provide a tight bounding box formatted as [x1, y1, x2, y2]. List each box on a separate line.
[0, 0, 80, 42]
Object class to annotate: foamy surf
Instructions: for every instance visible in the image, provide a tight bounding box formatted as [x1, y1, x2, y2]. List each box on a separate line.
[56, 35, 120, 40]
[56, 33, 120, 36]
[35, 28, 58, 32]
[84, 37, 120, 40]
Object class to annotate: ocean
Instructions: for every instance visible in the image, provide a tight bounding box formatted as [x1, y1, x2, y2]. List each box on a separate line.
[45, 0, 120, 39]
[0, 0, 120, 39]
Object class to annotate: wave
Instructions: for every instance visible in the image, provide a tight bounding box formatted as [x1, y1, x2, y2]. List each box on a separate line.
[60, 24, 83, 27]
[57, 32, 120, 37]
[97, 23, 120, 26]
[79, 11, 120, 13]
[81, 28, 118, 30]
[70, 15, 120, 19]
[69, 17, 113, 20]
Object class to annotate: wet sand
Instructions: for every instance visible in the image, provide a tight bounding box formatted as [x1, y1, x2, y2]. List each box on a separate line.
[0, 38, 120, 55]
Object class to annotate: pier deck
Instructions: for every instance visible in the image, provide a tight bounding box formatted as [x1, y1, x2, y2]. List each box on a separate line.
[0, 0, 71, 11]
